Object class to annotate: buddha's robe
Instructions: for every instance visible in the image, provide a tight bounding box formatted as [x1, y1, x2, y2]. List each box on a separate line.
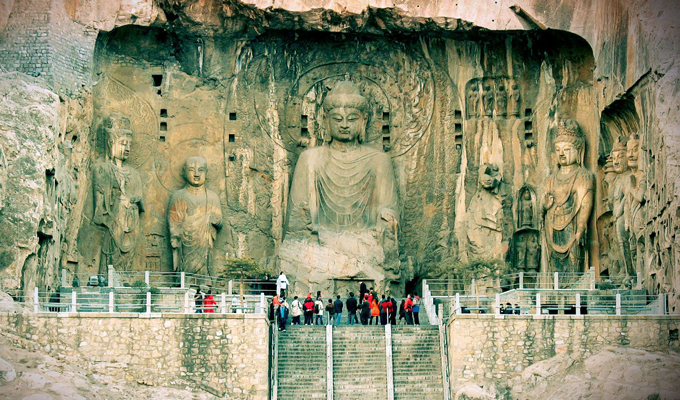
[286, 144, 398, 234]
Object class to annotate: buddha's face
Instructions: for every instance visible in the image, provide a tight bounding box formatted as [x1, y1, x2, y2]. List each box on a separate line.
[184, 159, 207, 187]
[109, 134, 132, 162]
[328, 107, 366, 143]
[627, 139, 640, 169]
[612, 149, 628, 173]
[555, 141, 579, 167]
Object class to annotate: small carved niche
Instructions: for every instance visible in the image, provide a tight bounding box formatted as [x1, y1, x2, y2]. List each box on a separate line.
[454, 123, 462, 134]
[524, 120, 533, 131]
[382, 125, 390, 134]
[301, 114, 308, 126]
[152, 74, 163, 87]
[160, 122, 167, 131]
[159, 135, 166, 142]
[228, 134, 235, 143]
[301, 127, 310, 137]
[382, 112, 390, 121]
[454, 110, 462, 120]
[524, 108, 532, 117]
[525, 131, 533, 141]
[455, 134, 463, 150]
[229, 112, 237, 121]
[160, 109, 168, 118]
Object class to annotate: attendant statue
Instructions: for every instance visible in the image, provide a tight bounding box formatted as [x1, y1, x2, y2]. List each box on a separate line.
[518, 188, 535, 229]
[608, 140, 633, 276]
[93, 113, 144, 275]
[168, 156, 222, 276]
[466, 83, 480, 119]
[481, 79, 494, 117]
[626, 134, 645, 275]
[466, 164, 504, 259]
[543, 119, 594, 273]
[282, 80, 400, 294]
[494, 79, 508, 117]
[507, 79, 521, 117]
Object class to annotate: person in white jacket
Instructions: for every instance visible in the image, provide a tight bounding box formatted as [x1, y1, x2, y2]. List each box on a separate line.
[290, 296, 303, 325]
[276, 271, 290, 297]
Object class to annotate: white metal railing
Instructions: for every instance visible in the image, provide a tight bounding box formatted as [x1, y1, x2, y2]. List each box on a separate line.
[15, 287, 269, 315]
[444, 290, 673, 317]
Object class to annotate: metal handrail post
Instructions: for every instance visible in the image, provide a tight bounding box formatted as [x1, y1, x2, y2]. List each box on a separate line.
[326, 324, 333, 400]
[108, 265, 113, 288]
[221, 293, 227, 314]
[519, 272, 524, 290]
[535, 293, 541, 316]
[575, 293, 581, 315]
[455, 293, 461, 315]
[71, 290, 77, 313]
[554, 272, 559, 290]
[180, 272, 185, 289]
[385, 324, 394, 400]
[33, 287, 39, 313]
[615, 293, 621, 316]
[109, 291, 114, 313]
[146, 291, 152, 314]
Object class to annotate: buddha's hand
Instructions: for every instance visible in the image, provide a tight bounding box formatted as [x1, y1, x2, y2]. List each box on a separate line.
[380, 211, 398, 232]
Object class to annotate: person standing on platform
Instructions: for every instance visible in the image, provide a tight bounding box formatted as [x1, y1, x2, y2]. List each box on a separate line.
[359, 281, 368, 304]
[303, 294, 315, 325]
[412, 293, 421, 325]
[325, 299, 335, 325]
[398, 299, 406, 324]
[370, 298, 380, 325]
[333, 295, 344, 326]
[380, 295, 389, 325]
[203, 290, 216, 313]
[346, 292, 358, 325]
[276, 272, 290, 298]
[404, 294, 414, 325]
[314, 296, 325, 325]
[290, 295, 302, 325]
[388, 297, 396, 325]
[360, 294, 371, 325]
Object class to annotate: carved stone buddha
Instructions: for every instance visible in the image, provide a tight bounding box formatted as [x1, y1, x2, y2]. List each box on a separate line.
[279, 80, 401, 295]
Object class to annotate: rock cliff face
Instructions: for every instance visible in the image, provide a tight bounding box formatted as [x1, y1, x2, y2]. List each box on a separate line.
[0, 0, 677, 305]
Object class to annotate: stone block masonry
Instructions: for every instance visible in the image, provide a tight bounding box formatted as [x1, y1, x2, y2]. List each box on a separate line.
[447, 315, 680, 392]
[0, 312, 270, 400]
[0, 0, 97, 97]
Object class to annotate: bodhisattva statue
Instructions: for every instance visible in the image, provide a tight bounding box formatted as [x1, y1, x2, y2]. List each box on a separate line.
[608, 140, 633, 276]
[626, 134, 645, 275]
[482, 79, 494, 117]
[507, 79, 521, 117]
[543, 119, 595, 273]
[494, 79, 508, 117]
[281, 80, 400, 294]
[168, 156, 222, 276]
[466, 164, 504, 260]
[93, 113, 144, 275]
[467, 83, 480, 119]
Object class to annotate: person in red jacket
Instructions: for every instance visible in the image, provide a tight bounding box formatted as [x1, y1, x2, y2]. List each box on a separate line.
[404, 294, 414, 325]
[303, 293, 315, 325]
[203, 290, 217, 313]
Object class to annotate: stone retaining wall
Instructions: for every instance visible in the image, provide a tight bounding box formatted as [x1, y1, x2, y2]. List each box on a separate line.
[0, 312, 270, 399]
[447, 315, 680, 392]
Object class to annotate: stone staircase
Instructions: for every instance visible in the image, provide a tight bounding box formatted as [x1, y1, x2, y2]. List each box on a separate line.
[277, 325, 327, 400]
[275, 325, 446, 400]
[333, 326, 388, 400]
[392, 325, 445, 400]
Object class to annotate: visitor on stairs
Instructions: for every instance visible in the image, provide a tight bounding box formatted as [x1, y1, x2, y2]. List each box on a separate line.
[290, 296, 302, 325]
[303, 294, 315, 325]
[404, 294, 414, 325]
[398, 299, 406, 324]
[278, 297, 289, 331]
[346, 292, 358, 325]
[360, 295, 371, 325]
[388, 297, 397, 325]
[412, 293, 421, 325]
[333, 295, 344, 326]
[276, 272, 290, 298]
[370, 298, 380, 325]
[315, 296, 325, 325]
[380, 295, 389, 325]
[359, 281, 368, 304]
[325, 299, 335, 325]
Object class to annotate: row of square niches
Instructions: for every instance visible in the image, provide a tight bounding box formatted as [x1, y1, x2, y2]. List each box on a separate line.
[454, 108, 534, 149]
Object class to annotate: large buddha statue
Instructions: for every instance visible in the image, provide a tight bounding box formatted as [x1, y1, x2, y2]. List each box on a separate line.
[280, 80, 401, 295]
[93, 113, 144, 275]
[543, 119, 594, 273]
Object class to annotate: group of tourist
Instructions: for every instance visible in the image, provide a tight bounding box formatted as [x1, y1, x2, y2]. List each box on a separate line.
[269, 277, 422, 331]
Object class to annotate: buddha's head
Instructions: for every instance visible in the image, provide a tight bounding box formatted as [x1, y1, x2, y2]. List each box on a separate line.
[554, 119, 585, 167]
[102, 113, 133, 162]
[627, 134, 640, 170]
[183, 156, 208, 187]
[479, 163, 501, 192]
[323, 80, 369, 143]
[611, 139, 629, 174]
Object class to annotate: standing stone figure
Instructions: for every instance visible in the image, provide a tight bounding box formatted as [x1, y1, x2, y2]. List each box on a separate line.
[543, 119, 594, 273]
[281, 80, 400, 294]
[494, 79, 508, 117]
[168, 156, 222, 276]
[626, 134, 645, 275]
[93, 113, 144, 275]
[608, 140, 633, 276]
[518, 188, 535, 229]
[466, 164, 504, 259]
[481, 79, 495, 117]
[466, 82, 480, 119]
[507, 79, 521, 117]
